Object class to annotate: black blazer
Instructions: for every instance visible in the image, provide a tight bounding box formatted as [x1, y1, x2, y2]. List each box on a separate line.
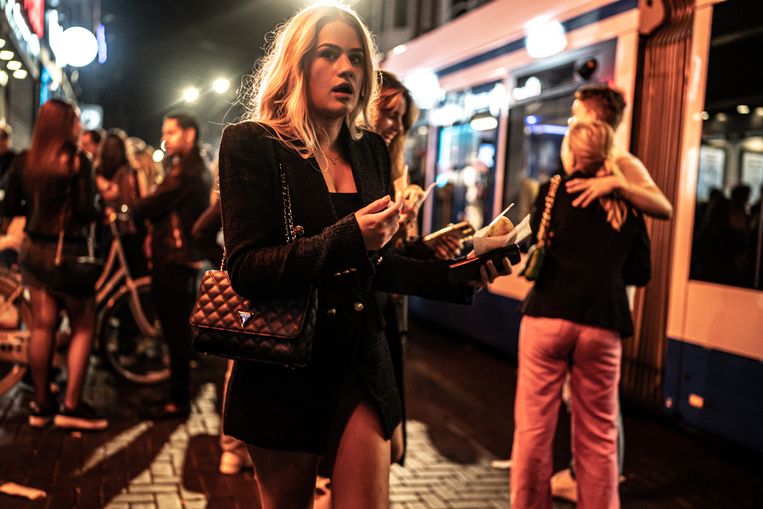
[218, 121, 471, 453]
[520, 174, 647, 337]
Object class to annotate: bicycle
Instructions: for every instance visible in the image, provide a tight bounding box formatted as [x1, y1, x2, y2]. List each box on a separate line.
[0, 216, 169, 397]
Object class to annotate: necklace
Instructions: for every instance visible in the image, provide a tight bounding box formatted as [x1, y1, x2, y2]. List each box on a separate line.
[324, 151, 339, 166]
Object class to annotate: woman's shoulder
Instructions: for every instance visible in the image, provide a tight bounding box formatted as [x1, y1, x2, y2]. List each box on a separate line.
[221, 120, 274, 144]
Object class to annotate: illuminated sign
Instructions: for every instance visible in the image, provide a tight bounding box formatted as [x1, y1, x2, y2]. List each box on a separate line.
[23, 0, 43, 38]
[46, 9, 65, 63]
[0, 0, 41, 61]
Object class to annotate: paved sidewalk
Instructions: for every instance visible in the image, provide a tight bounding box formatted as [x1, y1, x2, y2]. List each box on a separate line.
[1, 317, 759, 508]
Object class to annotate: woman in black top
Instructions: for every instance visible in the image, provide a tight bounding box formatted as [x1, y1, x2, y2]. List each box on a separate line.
[511, 121, 649, 509]
[95, 131, 147, 276]
[218, 4, 508, 507]
[3, 99, 106, 431]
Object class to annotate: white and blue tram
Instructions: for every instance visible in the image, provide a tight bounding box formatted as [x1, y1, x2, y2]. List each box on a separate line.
[383, 0, 763, 453]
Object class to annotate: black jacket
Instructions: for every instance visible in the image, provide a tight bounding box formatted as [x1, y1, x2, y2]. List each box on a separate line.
[133, 150, 211, 267]
[520, 174, 648, 337]
[219, 121, 471, 453]
[3, 148, 100, 241]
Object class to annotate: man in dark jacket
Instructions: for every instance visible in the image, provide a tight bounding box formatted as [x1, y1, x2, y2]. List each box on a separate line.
[133, 111, 211, 418]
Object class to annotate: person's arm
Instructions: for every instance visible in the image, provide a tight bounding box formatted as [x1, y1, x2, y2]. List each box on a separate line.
[565, 152, 673, 220]
[191, 199, 224, 267]
[73, 153, 102, 223]
[0, 216, 25, 251]
[219, 123, 373, 299]
[132, 168, 191, 221]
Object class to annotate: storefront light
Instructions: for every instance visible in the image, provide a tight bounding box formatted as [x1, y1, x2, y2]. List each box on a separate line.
[12, 69, 27, 80]
[6, 61, 22, 71]
[0, 71, 8, 86]
[737, 104, 750, 115]
[756, 107, 763, 117]
[0, 50, 14, 61]
[0, 39, 5, 48]
[716, 112, 728, 122]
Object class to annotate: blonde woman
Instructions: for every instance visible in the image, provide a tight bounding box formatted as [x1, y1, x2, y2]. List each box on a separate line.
[218, 3, 510, 507]
[511, 121, 650, 509]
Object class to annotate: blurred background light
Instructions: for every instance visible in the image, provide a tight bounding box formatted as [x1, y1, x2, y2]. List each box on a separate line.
[12, 69, 28, 80]
[525, 16, 567, 59]
[61, 27, 99, 67]
[153, 149, 165, 163]
[212, 78, 230, 94]
[182, 87, 200, 103]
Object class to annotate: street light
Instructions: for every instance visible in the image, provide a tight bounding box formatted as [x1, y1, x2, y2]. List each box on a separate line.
[212, 78, 230, 94]
[182, 87, 200, 103]
[61, 26, 98, 67]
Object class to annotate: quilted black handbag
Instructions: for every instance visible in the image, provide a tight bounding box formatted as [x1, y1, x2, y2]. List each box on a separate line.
[190, 163, 318, 367]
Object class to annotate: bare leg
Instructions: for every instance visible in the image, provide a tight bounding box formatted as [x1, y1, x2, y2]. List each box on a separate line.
[28, 289, 59, 407]
[331, 400, 391, 509]
[246, 444, 318, 509]
[61, 295, 96, 410]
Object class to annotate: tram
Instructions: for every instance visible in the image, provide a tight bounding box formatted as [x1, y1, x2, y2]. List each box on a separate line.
[382, 0, 763, 453]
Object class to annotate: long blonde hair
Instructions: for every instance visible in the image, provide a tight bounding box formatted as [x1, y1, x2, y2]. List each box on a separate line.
[243, 2, 377, 158]
[566, 120, 628, 231]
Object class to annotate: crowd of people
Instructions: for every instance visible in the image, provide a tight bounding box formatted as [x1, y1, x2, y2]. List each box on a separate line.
[0, 2, 679, 508]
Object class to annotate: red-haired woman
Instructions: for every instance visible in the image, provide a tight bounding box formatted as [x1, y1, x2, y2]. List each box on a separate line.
[3, 99, 107, 431]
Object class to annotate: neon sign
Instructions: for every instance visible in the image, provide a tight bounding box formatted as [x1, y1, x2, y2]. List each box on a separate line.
[1, 0, 41, 59]
[23, 0, 43, 38]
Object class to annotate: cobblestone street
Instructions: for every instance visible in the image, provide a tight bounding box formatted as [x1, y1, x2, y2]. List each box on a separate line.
[0, 319, 759, 508]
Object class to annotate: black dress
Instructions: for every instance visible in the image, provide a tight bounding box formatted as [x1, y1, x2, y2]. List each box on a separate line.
[219, 122, 472, 454]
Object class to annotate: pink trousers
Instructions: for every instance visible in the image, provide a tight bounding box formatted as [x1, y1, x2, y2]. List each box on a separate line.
[510, 316, 621, 509]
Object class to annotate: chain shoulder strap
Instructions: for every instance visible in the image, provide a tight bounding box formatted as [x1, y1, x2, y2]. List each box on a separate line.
[535, 175, 562, 249]
[279, 163, 295, 245]
[221, 162, 294, 270]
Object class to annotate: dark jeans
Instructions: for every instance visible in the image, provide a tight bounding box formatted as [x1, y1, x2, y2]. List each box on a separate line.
[151, 264, 198, 406]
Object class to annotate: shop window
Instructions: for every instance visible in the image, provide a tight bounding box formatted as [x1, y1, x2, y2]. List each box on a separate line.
[690, 0, 763, 289]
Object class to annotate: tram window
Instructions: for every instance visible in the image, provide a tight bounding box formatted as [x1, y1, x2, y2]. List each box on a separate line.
[432, 120, 497, 231]
[690, 0, 763, 290]
[503, 94, 573, 223]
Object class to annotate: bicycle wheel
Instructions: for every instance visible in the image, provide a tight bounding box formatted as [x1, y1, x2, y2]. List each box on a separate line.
[0, 270, 30, 397]
[98, 277, 169, 384]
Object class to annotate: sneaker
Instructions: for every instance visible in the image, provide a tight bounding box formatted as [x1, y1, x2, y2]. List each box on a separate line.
[550, 468, 577, 503]
[218, 451, 253, 475]
[28, 401, 55, 428]
[53, 403, 109, 431]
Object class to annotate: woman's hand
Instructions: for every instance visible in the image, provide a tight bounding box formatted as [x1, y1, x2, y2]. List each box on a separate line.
[468, 257, 512, 289]
[566, 174, 625, 208]
[354, 196, 402, 251]
[96, 175, 120, 201]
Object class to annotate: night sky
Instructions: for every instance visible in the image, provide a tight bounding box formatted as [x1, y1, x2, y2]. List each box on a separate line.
[77, 0, 304, 150]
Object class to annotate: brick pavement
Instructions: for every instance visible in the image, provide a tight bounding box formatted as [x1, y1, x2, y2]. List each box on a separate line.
[0, 376, 523, 509]
[1, 317, 760, 508]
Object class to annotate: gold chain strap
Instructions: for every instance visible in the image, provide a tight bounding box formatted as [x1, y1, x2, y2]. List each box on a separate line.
[535, 175, 561, 249]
